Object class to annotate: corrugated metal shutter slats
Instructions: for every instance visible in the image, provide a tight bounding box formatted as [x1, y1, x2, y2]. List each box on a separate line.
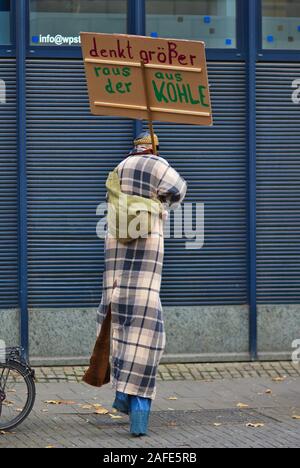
[0, 59, 18, 308]
[257, 63, 300, 303]
[26, 59, 132, 307]
[27, 60, 247, 308]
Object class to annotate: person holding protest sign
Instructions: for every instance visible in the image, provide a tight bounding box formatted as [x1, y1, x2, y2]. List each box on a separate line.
[83, 132, 187, 437]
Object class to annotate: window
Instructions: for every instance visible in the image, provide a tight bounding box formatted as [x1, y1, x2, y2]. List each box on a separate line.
[146, 0, 236, 48]
[0, 0, 11, 45]
[262, 0, 300, 50]
[29, 0, 127, 47]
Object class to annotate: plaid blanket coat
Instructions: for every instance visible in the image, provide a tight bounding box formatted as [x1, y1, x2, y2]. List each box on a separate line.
[97, 154, 187, 400]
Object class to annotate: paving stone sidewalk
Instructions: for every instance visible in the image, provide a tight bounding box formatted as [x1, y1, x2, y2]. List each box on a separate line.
[1, 371, 300, 448]
[34, 361, 300, 383]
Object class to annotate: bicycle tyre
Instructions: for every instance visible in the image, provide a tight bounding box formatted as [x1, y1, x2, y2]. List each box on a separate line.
[0, 360, 36, 432]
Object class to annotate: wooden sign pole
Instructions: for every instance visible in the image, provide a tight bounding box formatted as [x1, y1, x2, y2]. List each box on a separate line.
[141, 61, 157, 156]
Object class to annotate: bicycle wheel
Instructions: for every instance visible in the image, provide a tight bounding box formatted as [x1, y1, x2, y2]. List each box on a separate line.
[0, 360, 36, 432]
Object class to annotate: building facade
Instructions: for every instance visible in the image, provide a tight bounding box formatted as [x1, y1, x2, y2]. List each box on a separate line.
[0, 0, 300, 364]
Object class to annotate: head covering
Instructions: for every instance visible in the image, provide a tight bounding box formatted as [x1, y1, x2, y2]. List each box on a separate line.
[128, 132, 160, 157]
[134, 132, 159, 148]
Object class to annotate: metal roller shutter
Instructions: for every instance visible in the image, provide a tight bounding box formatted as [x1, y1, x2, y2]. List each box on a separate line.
[26, 59, 133, 308]
[146, 62, 248, 306]
[26, 60, 247, 308]
[0, 59, 18, 309]
[257, 63, 300, 304]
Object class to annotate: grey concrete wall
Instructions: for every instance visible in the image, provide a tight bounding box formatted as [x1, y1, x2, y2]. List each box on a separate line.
[0, 309, 19, 347]
[257, 305, 300, 361]
[29, 305, 250, 365]
[1, 305, 299, 364]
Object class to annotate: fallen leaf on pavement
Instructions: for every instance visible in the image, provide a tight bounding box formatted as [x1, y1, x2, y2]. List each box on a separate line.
[292, 415, 300, 420]
[56, 400, 76, 405]
[168, 396, 178, 401]
[3, 400, 14, 407]
[109, 414, 123, 419]
[80, 404, 93, 410]
[272, 376, 286, 382]
[265, 389, 273, 394]
[80, 403, 109, 414]
[237, 403, 249, 409]
[44, 400, 76, 406]
[246, 423, 265, 428]
[167, 421, 177, 427]
[94, 408, 109, 415]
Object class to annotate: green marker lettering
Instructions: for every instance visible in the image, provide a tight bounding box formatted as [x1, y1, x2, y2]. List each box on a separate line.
[94, 67, 102, 77]
[166, 73, 174, 81]
[152, 80, 168, 103]
[116, 82, 125, 94]
[187, 84, 200, 105]
[112, 68, 121, 76]
[176, 83, 189, 104]
[123, 67, 131, 77]
[167, 82, 178, 102]
[105, 79, 115, 94]
[155, 72, 164, 80]
[199, 85, 209, 107]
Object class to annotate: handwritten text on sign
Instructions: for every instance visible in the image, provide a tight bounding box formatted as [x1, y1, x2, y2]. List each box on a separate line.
[81, 33, 212, 126]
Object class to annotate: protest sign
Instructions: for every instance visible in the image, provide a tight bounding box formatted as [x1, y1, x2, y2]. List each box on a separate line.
[81, 33, 212, 127]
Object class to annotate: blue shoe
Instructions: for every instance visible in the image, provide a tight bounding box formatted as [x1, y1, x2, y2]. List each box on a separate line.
[112, 391, 130, 415]
[129, 395, 152, 437]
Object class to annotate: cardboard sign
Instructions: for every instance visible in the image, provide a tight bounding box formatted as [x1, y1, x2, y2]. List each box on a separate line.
[81, 33, 212, 126]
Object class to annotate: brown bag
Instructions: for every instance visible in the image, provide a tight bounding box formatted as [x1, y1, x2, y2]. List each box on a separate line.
[82, 308, 111, 387]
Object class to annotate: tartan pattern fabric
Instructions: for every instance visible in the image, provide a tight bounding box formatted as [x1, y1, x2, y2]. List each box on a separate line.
[97, 155, 187, 400]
